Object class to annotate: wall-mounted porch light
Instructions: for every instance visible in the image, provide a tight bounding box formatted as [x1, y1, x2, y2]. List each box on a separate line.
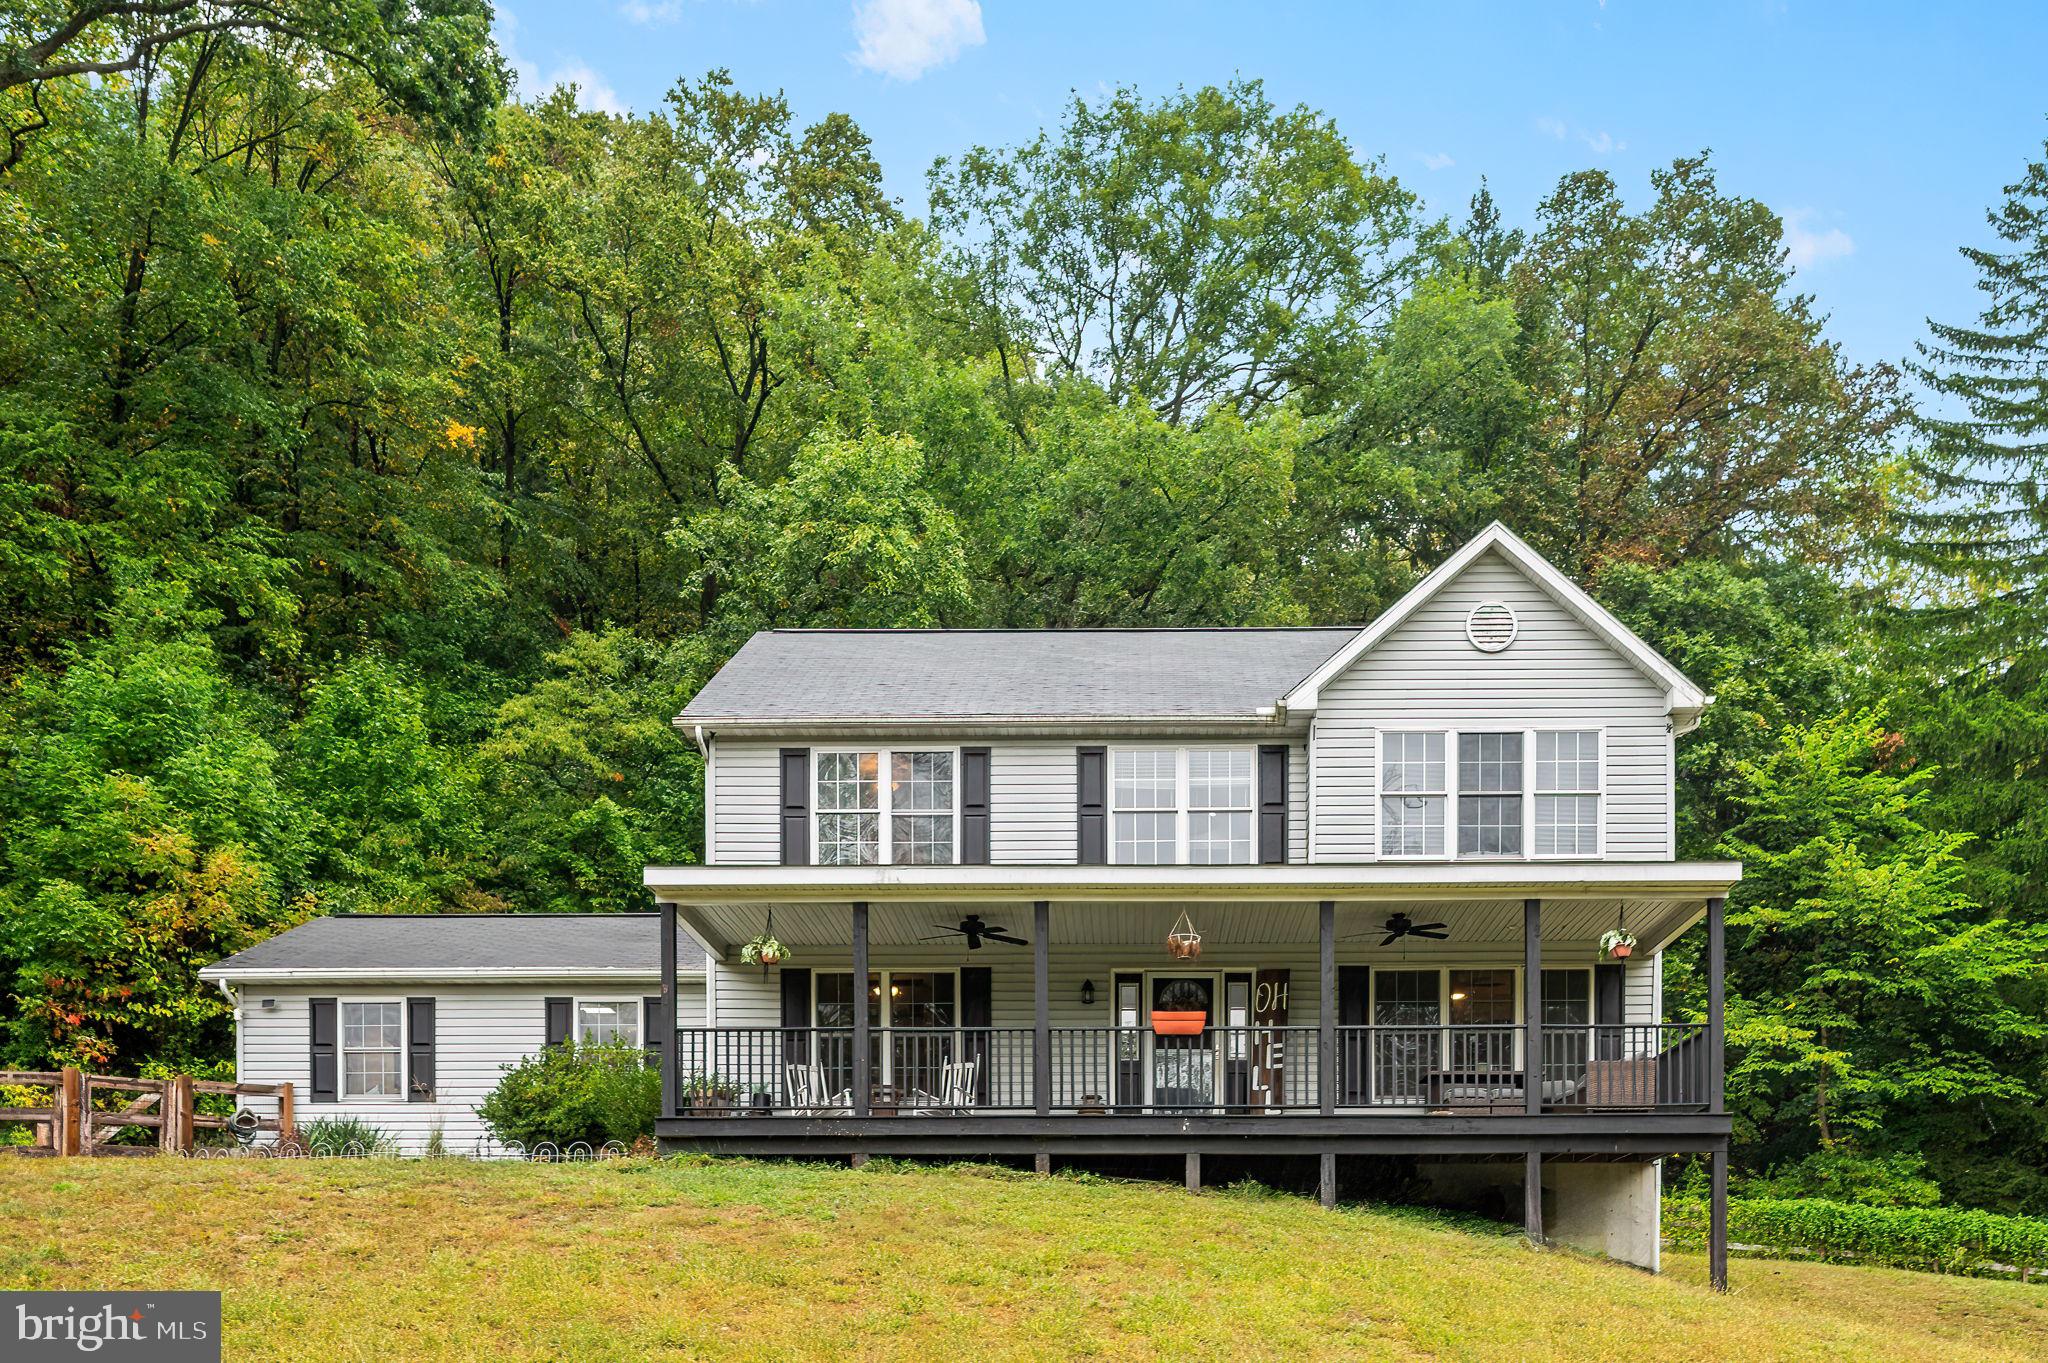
[1080, 979, 1095, 1007]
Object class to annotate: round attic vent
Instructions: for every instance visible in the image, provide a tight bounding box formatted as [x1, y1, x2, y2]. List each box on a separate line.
[1465, 601, 1518, 653]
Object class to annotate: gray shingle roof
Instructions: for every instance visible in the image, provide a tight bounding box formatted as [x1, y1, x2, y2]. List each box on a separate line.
[201, 914, 701, 976]
[678, 628, 1359, 722]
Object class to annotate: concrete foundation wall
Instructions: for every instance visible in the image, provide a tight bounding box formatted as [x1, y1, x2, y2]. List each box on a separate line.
[1419, 1159, 1662, 1272]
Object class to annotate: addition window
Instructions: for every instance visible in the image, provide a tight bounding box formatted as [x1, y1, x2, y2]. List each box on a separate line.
[814, 749, 957, 866]
[1380, 732, 1446, 856]
[1534, 731, 1601, 855]
[576, 1000, 639, 1047]
[1111, 747, 1254, 865]
[341, 1002, 402, 1099]
[1457, 733, 1524, 857]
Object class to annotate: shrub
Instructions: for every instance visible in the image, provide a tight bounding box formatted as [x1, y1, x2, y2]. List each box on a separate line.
[297, 1116, 398, 1156]
[1666, 1196, 2048, 1279]
[476, 1041, 659, 1149]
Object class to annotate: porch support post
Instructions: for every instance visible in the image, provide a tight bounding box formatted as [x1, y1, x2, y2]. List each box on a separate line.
[852, 901, 871, 1118]
[1033, 900, 1051, 1116]
[1319, 1152, 1338, 1210]
[1710, 1142, 1730, 1291]
[1707, 896, 1726, 1115]
[1524, 1151, 1544, 1245]
[1524, 898, 1542, 1117]
[1317, 900, 1335, 1117]
[659, 901, 679, 1119]
[1185, 1152, 1201, 1194]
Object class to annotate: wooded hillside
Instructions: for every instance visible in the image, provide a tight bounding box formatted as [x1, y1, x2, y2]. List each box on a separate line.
[1, 5, 2043, 1213]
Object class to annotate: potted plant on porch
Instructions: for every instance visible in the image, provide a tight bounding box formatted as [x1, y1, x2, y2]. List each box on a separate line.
[1600, 927, 1638, 960]
[740, 933, 786, 968]
[681, 1075, 738, 1115]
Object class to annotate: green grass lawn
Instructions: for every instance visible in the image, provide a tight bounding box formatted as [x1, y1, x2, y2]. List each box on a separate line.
[1, 1157, 2042, 1362]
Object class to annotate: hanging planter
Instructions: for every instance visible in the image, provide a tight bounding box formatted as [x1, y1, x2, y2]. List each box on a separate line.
[741, 911, 786, 972]
[1165, 911, 1203, 960]
[1600, 928, 1637, 961]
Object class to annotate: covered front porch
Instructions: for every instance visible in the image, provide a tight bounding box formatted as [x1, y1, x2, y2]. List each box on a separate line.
[645, 863, 1737, 1282]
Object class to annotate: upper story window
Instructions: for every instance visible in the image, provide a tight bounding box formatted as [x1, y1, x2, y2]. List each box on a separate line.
[815, 749, 956, 865]
[1380, 730, 1600, 859]
[1111, 747, 1253, 865]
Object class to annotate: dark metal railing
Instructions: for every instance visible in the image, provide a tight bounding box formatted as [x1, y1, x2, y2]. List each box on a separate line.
[669, 1021, 1711, 1117]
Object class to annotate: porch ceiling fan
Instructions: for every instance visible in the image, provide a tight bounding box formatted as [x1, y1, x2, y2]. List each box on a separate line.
[1373, 912, 1450, 947]
[919, 914, 1029, 950]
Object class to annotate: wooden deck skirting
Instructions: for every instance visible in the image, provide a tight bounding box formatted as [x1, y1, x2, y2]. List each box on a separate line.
[0, 1068, 293, 1156]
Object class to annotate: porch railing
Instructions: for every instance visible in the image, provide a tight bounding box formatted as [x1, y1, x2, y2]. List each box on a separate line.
[670, 1022, 1710, 1117]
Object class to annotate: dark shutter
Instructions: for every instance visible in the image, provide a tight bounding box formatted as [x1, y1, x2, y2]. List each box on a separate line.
[1595, 962, 1626, 1060]
[960, 746, 991, 864]
[960, 965, 992, 1104]
[779, 748, 810, 865]
[779, 966, 812, 1085]
[1258, 744, 1289, 864]
[406, 997, 435, 1102]
[643, 995, 663, 1068]
[544, 996, 572, 1048]
[309, 997, 338, 1103]
[1337, 966, 1370, 1104]
[1076, 746, 1107, 865]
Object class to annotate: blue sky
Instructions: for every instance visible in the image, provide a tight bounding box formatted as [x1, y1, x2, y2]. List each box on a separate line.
[494, 1, 2045, 377]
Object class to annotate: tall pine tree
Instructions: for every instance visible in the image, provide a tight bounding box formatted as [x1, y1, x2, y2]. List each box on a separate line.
[1900, 136, 2048, 921]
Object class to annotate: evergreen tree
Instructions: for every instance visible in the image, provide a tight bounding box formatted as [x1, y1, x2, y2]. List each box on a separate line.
[1899, 137, 2048, 921]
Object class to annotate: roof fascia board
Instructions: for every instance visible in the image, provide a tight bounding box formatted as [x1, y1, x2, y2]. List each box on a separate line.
[197, 966, 691, 983]
[673, 714, 1302, 736]
[642, 860, 1743, 906]
[1281, 522, 1709, 722]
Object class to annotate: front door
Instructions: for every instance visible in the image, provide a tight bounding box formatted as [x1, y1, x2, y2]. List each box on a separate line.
[1149, 974, 1217, 1109]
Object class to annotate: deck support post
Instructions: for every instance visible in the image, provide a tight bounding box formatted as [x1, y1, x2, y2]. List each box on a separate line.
[1710, 1143, 1730, 1291]
[1033, 1152, 1050, 1176]
[1317, 900, 1335, 1118]
[852, 901, 871, 1118]
[851, 1152, 869, 1169]
[1185, 1152, 1201, 1194]
[1524, 1151, 1544, 1244]
[1318, 1152, 1337, 1209]
[1524, 898, 1542, 1117]
[1707, 896, 1726, 1115]
[1033, 900, 1051, 1117]
[660, 902, 679, 1119]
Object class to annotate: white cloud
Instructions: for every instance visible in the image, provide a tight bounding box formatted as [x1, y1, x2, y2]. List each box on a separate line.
[495, 8, 625, 115]
[1535, 115, 1567, 140]
[620, 0, 685, 22]
[1580, 129, 1627, 155]
[850, 0, 985, 80]
[1420, 151, 1455, 171]
[1783, 209, 1854, 269]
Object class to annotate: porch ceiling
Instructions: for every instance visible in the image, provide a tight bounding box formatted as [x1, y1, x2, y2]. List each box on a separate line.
[680, 896, 1701, 956]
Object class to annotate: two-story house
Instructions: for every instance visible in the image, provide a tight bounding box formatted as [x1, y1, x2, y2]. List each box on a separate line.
[203, 523, 1736, 1283]
[646, 523, 1738, 1281]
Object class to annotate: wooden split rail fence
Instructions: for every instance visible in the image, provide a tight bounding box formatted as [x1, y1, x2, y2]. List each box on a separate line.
[1, 1068, 294, 1156]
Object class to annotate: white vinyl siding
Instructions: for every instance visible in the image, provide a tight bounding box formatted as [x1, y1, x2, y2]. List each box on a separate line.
[1310, 548, 1672, 861]
[706, 738, 1307, 866]
[231, 980, 688, 1155]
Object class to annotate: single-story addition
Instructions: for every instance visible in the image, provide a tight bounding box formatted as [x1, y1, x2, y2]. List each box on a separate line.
[198, 913, 706, 1155]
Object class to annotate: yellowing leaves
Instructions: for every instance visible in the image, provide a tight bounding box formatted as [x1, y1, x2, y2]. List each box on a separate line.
[443, 419, 481, 448]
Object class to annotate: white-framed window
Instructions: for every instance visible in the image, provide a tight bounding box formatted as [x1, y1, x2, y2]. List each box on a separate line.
[1378, 729, 1602, 860]
[1380, 732, 1447, 856]
[1535, 730, 1601, 856]
[576, 1000, 639, 1047]
[341, 1001, 403, 1099]
[1110, 746, 1255, 865]
[813, 748, 958, 866]
[1457, 732, 1524, 857]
